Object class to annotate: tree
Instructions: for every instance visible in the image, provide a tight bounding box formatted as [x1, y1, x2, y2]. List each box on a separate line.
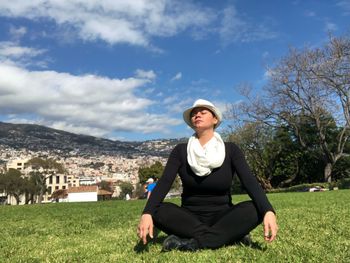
[98, 180, 113, 192]
[235, 35, 350, 182]
[229, 122, 275, 190]
[138, 161, 164, 184]
[0, 169, 25, 205]
[28, 171, 48, 204]
[50, 189, 68, 202]
[28, 157, 65, 173]
[229, 122, 305, 189]
[119, 181, 133, 199]
[22, 176, 38, 204]
[27, 157, 65, 203]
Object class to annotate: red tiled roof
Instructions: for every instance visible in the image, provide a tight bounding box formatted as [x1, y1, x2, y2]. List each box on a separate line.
[68, 185, 98, 193]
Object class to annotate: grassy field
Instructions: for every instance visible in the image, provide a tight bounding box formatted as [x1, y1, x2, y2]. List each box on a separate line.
[0, 190, 349, 263]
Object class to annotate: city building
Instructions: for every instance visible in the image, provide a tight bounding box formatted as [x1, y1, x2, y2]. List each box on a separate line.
[6, 158, 30, 171]
[68, 186, 98, 202]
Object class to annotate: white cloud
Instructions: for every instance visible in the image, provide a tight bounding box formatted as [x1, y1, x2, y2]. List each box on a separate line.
[165, 97, 193, 114]
[0, 2, 282, 49]
[219, 5, 277, 46]
[171, 72, 182, 81]
[0, 0, 215, 48]
[9, 25, 27, 40]
[135, 69, 156, 80]
[0, 41, 45, 59]
[0, 62, 181, 138]
[0, 41, 48, 68]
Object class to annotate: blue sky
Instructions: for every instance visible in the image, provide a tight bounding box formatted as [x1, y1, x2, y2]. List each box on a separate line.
[0, 0, 349, 141]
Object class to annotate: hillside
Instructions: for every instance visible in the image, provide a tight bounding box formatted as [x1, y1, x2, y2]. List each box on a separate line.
[0, 122, 186, 157]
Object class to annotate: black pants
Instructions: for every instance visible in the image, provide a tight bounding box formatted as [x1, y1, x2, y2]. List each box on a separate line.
[153, 201, 261, 249]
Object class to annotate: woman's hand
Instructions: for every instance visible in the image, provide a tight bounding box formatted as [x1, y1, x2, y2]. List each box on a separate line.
[137, 214, 154, 245]
[263, 211, 278, 242]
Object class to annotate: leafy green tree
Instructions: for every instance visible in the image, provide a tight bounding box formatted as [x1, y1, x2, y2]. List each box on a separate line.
[332, 156, 350, 181]
[119, 181, 133, 199]
[28, 157, 65, 173]
[0, 169, 25, 205]
[134, 183, 146, 199]
[28, 157, 65, 203]
[99, 180, 113, 192]
[22, 176, 38, 204]
[229, 122, 276, 190]
[28, 171, 48, 204]
[229, 119, 330, 188]
[138, 161, 164, 184]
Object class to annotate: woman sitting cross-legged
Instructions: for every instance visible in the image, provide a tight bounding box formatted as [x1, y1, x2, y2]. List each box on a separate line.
[137, 99, 278, 252]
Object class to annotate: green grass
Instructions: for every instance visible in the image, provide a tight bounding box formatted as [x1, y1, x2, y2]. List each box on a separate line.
[0, 190, 349, 263]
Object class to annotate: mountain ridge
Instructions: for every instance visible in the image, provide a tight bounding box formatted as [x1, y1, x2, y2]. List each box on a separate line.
[0, 122, 185, 157]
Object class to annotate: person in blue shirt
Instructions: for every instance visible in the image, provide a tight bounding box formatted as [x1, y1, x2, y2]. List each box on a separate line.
[146, 178, 157, 199]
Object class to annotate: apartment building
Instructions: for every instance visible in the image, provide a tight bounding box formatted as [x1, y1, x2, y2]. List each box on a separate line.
[6, 158, 30, 171]
[45, 174, 69, 197]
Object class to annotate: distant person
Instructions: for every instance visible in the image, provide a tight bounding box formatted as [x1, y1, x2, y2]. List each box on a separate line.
[137, 99, 278, 252]
[125, 193, 131, 201]
[145, 178, 157, 199]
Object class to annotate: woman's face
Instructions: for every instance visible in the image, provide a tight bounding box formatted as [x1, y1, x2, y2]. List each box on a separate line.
[190, 107, 218, 131]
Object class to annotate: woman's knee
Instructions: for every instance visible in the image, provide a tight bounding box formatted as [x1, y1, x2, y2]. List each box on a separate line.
[153, 202, 180, 223]
[240, 200, 262, 223]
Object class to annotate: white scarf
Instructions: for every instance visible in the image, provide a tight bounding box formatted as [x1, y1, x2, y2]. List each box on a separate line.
[187, 132, 226, 176]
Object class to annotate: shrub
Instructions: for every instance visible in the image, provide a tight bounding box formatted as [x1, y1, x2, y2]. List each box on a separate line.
[268, 179, 350, 193]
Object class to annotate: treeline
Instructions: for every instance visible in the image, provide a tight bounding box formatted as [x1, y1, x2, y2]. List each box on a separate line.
[229, 122, 350, 190]
[0, 158, 65, 205]
[227, 34, 350, 189]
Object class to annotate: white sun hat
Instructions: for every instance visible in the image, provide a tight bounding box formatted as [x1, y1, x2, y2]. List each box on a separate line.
[183, 99, 222, 129]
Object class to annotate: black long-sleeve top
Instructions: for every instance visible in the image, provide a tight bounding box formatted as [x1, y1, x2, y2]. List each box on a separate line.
[143, 142, 274, 217]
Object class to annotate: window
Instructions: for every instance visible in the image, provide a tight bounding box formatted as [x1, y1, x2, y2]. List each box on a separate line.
[62, 186, 66, 189]
[56, 176, 60, 184]
[64, 176, 67, 183]
[48, 186, 52, 194]
[55, 186, 59, 190]
[49, 176, 53, 184]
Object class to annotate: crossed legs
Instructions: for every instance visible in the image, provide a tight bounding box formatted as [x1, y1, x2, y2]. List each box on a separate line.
[153, 201, 261, 249]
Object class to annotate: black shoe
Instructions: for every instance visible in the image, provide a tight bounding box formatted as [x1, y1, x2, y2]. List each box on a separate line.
[162, 235, 199, 252]
[240, 234, 253, 246]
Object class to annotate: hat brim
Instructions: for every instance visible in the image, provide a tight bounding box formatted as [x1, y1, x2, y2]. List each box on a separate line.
[183, 104, 221, 129]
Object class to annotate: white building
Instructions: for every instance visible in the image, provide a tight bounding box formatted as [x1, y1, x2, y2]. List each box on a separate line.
[45, 173, 68, 202]
[67, 186, 98, 202]
[6, 158, 30, 171]
[79, 176, 97, 186]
